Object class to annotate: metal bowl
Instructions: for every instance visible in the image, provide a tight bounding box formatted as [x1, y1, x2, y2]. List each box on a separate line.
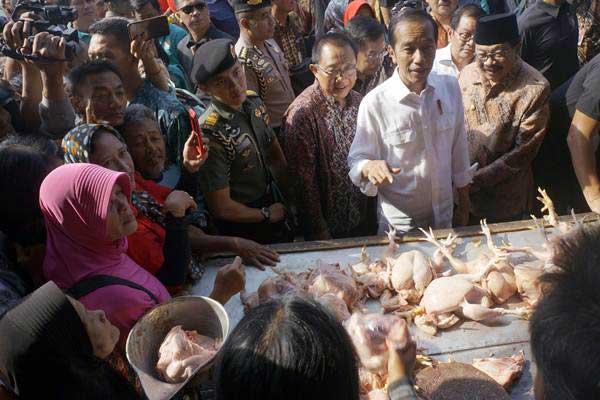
[126, 296, 229, 400]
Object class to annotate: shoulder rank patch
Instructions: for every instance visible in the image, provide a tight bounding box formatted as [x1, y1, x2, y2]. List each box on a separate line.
[205, 112, 219, 127]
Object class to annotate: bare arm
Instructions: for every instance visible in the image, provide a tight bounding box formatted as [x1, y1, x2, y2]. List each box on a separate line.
[206, 187, 266, 223]
[188, 226, 279, 269]
[566, 109, 600, 212]
[19, 62, 42, 132]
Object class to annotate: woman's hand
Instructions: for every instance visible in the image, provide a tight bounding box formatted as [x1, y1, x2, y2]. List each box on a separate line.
[210, 256, 246, 305]
[163, 190, 197, 218]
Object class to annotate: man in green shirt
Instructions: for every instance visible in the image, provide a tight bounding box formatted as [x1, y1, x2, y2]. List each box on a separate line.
[192, 39, 292, 244]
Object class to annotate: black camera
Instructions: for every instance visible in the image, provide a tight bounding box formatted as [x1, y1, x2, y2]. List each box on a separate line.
[0, 0, 80, 61]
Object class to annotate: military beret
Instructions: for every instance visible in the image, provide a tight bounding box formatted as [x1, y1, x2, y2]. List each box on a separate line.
[474, 12, 520, 46]
[233, 0, 271, 14]
[191, 39, 237, 85]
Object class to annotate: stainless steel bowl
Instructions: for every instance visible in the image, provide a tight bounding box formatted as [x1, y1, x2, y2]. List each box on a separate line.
[126, 296, 229, 400]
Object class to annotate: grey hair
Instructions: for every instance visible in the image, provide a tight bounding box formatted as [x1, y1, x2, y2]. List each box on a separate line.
[123, 104, 157, 127]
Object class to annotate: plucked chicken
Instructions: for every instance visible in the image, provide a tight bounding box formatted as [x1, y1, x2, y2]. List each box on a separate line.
[472, 351, 525, 389]
[156, 325, 221, 383]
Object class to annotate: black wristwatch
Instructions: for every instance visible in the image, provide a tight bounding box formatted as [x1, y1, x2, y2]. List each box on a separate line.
[260, 207, 271, 222]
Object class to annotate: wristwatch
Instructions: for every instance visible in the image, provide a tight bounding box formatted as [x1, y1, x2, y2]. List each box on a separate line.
[260, 207, 271, 222]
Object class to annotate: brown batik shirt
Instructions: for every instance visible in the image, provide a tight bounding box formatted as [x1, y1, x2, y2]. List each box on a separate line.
[282, 81, 366, 239]
[459, 60, 551, 220]
[273, 12, 307, 67]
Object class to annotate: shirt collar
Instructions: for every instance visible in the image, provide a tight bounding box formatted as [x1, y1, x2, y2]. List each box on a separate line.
[535, 0, 562, 18]
[313, 80, 359, 109]
[436, 45, 455, 66]
[388, 68, 435, 102]
[210, 97, 243, 120]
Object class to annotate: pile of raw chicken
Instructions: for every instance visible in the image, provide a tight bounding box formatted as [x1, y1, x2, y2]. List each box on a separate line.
[240, 189, 586, 399]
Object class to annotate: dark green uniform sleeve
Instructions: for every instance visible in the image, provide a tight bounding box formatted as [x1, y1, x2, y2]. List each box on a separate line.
[197, 131, 231, 195]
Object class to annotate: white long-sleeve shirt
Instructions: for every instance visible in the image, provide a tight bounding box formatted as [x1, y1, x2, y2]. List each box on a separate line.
[432, 45, 459, 78]
[347, 70, 471, 233]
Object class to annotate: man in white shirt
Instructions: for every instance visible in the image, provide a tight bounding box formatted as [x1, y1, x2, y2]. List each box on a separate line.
[432, 4, 484, 78]
[348, 9, 471, 234]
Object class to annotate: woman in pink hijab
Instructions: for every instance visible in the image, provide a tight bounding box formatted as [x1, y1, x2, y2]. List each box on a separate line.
[39, 163, 171, 348]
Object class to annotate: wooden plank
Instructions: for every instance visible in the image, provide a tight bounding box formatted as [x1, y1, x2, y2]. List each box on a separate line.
[198, 212, 598, 257]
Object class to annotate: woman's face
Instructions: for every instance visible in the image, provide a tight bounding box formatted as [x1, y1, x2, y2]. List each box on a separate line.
[106, 183, 137, 241]
[89, 131, 135, 187]
[67, 297, 120, 359]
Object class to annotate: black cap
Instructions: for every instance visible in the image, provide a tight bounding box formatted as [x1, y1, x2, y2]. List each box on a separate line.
[474, 13, 519, 46]
[191, 39, 238, 85]
[233, 0, 271, 14]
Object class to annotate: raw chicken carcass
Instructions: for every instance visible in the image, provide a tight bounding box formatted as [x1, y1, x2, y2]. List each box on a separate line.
[345, 313, 410, 373]
[156, 325, 221, 383]
[317, 293, 351, 321]
[513, 263, 545, 307]
[472, 351, 526, 389]
[358, 367, 386, 394]
[420, 226, 501, 276]
[416, 275, 528, 334]
[481, 260, 517, 304]
[388, 250, 434, 302]
[258, 274, 298, 303]
[308, 267, 359, 308]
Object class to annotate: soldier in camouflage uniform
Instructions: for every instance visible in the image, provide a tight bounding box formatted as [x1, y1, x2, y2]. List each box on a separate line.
[232, 0, 295, 134]
[191, 39, 293, 244]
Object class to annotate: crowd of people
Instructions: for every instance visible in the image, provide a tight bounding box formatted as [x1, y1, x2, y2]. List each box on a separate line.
[0, 0, 599, 397]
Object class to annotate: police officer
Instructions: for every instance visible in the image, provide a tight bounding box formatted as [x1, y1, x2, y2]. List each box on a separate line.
[233, 0, 296, 135]
[192, 39, 292, 244]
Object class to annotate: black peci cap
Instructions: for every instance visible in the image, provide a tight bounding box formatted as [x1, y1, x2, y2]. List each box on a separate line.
[232, 0, 271, 14]
[474, 12, 520, 46]
[191, 39, 238, 85]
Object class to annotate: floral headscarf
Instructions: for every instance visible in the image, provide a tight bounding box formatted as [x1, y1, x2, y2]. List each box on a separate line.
[62, 124, 166, 225]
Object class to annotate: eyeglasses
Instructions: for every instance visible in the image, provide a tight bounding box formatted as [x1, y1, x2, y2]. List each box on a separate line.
[366, 49, 387, 60]
[179, 2, 206, 14]
[457, 32, 474, 44]
[316, 64, 357, 78]
[475, 49, 511, 62]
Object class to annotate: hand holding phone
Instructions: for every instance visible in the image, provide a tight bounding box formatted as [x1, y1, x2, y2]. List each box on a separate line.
[127, 16, 169, 41]
[183, 108, 209, 173]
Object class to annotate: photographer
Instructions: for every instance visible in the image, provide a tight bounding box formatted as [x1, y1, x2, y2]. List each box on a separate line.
[1, 17, 169, 137]
[1, 18, 44, 134]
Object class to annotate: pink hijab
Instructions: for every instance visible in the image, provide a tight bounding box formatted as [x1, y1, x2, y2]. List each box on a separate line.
[40, 163, 170, 346]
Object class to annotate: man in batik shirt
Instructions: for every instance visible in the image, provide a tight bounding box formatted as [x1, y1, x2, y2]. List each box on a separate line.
[459, 13, 550, 222]
[282, 33, 368, 240]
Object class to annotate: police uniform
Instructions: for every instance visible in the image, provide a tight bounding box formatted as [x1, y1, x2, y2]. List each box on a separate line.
[233, 0, 296, 130]
[191, 39, 292, 244]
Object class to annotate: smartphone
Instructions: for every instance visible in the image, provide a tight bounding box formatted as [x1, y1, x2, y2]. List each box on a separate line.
[188, 108, 206, 156]
[127, 16, 170, 41]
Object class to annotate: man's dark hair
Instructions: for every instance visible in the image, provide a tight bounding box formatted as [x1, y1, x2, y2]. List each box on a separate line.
[0, 135, 61, 246]
[450, 4, 484, 30]
[388, 8, 437, 48]
[89, 17, 131, 54]
[66, 59, 123, 98]
[346, 15, 385, 49]
[312, 32, 358, 64]
[130, 0, 160, 12]
[215, 295, 360, 400]
[530, 224, 600, 400]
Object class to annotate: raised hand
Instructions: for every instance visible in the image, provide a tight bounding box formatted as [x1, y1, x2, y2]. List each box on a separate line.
[182, 132, 209, 173]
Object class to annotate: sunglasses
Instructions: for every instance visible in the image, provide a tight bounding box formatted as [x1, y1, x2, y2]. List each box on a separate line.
[180, 2, 207, 14]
